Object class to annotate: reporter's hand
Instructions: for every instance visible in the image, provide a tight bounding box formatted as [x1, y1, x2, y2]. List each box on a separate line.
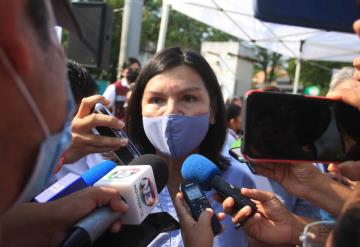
[253, 163, 322, 198]
[328, 160, 360, 181]
[174, 192, 224, 247]
[64, 95, 128, 164]
[327, 84, 360, 111]
[326, 172, 358, 190]
[221, 188, 306, 245]
[253, 163, 351, 216]
[0, 187, 128, 247]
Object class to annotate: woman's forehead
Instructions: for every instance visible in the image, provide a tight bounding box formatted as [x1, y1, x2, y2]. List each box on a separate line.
[145, 65, 207, 92]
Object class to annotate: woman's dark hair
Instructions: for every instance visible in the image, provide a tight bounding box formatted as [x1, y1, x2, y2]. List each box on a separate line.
[333, 204, 360, 247]
[125, 47, 229, 170]
[122, 57, 141, 70]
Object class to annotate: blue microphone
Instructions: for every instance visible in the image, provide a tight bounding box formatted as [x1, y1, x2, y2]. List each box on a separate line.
[181, 154, 257, 223]
[34, 160, 117, 203]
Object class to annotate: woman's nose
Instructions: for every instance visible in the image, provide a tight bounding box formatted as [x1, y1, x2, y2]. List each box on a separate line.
[165, 99, 183, 115]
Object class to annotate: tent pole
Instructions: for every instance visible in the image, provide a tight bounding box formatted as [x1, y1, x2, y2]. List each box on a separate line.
[292, 58, 302, 94]
[292, 40, 304, 94]
[157, 0, 171, 52]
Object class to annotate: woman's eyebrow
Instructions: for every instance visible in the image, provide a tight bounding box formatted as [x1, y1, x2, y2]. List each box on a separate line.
[145, 86, 202, 95]
[177, 86, 202, 94]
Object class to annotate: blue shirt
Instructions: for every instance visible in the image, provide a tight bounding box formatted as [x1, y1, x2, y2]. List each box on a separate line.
[148, 157, 255, 247]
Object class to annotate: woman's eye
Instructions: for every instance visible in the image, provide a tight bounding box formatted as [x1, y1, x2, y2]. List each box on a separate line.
[182, 95, 197, 102]
[149, 97, 164, 104]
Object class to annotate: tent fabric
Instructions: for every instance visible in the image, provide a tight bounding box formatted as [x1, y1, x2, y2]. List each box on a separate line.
[166, 0, 360, 62]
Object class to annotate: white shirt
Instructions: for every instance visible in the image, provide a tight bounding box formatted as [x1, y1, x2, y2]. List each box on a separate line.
[102, 84, 116, 113]
[50, 153, 105, 183]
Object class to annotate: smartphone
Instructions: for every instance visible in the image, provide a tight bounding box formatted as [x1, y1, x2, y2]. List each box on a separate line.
[229, 139, 245, 163]
[180, 181, 222, 236]
[93, 212, 180, 247]
[242, 91, 360, 163]
[93, 103, 141, 165]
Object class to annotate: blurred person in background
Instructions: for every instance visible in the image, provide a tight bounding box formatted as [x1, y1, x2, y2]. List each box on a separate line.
[226, 96, 243, 108]
[225, 103, 242, 148]
[67, 59, 98, 107]
[124, 82, 136, 114]
[103, 57, 141, 120]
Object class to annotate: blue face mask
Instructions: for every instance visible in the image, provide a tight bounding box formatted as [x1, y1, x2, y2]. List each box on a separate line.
[143, 113, 210, 158]
[0, 47, 75, 204]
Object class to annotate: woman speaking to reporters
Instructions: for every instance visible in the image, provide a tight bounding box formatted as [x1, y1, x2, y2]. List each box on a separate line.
[125, 46, 254, 247]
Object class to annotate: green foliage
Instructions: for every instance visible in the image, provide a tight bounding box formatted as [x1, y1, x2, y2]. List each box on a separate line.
[141, 0, 234, 50]
[253, 46, 283, 83]
[87, 0, 234, 81]
[287, 59, 351, 95]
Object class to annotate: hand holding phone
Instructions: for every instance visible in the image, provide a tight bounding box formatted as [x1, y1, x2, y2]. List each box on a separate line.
[180, 182, 222, 236]
[92, 103, 141, 165]
[242, 91, 360, 163]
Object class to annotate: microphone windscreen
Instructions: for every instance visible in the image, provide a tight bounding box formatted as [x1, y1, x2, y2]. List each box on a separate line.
[82, 160, 117, 186]
[181, 154, 220, 186]
[128, 154, 169, 192]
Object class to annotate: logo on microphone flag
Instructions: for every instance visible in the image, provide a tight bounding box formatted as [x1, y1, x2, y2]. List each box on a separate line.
[139, 177, 156, 206]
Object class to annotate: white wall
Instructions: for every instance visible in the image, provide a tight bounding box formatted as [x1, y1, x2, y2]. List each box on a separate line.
[201, 41, 254, 101]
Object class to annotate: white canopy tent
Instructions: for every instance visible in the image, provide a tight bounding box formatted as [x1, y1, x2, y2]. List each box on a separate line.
[157, 0, 360, 93]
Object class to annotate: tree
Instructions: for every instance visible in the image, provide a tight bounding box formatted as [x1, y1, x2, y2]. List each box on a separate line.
[89, 0, 235, 81]
[253, 46, 283, 83]
[287, 59, 351, 95]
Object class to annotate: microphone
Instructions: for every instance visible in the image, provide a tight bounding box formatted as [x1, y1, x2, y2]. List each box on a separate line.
[181, 154, 257, 223]
[62, 154, 169, 247]
[34, 160, 117, 203]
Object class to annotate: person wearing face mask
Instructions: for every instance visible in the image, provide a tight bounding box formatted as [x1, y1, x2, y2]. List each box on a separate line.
[125, 46, 255, 247]
[0, 0, 128, 246]
[103, 57, 141, 120]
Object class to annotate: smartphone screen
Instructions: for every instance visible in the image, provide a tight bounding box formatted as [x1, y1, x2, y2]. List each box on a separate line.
[92, 103, 141, 165]
[242, 91, 360, 163]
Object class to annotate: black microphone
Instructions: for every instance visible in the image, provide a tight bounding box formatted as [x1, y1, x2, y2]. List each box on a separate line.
[181, 154, 257, 225]
[62, 154, 169, 247]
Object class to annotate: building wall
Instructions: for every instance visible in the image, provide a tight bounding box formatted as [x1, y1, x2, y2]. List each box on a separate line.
[201, 41, 254, 101]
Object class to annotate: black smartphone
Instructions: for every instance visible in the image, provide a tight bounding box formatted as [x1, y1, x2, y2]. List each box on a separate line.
[242, 91, 360, 163]
[229, 146, 243, 161]
[93, 212, 180, 247]
[180, 181, 222, 236]
[93, 103, 141, 165]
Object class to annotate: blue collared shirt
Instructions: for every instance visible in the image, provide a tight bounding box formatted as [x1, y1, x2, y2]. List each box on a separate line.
[148, 157, 255, 247]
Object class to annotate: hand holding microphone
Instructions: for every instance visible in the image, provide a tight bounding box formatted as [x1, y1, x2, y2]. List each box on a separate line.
[181, 154, 257, 226]
[221, 188, 307, 245]
[62, 154, 169, 247]
[174, 191, 228, 247]
[0, 187, 128, 247]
